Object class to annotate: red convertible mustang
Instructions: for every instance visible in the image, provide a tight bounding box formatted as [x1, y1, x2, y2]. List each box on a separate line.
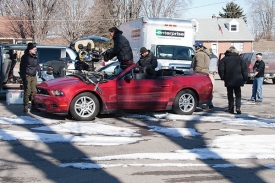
[33, 61, 212, 121]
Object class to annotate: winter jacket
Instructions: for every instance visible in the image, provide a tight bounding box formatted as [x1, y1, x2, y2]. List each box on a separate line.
[107, 30, 133, 62]
[253, 60, 265, 78]
[136, 51, 158, 73]
[20, 51, 41, 78]
[191, 47, 210, 73]
[218, 52, 248, 87]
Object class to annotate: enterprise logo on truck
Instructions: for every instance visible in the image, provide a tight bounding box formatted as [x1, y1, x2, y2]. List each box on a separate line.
[156, 29, 185, 37]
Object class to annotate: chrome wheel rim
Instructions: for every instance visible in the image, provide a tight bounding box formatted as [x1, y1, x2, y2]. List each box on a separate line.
[178, 93, 195, 113]
[74, 96, 96, 118]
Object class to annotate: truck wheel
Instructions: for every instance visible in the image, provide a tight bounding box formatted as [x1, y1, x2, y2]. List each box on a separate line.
[172, 89, 197, 115]
[70, 92, 99, 121]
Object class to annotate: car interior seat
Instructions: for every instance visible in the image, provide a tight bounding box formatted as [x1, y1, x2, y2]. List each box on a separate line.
[156, 69, 176, 77]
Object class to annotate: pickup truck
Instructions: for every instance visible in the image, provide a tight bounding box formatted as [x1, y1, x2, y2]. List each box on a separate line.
[239, 52, 275, 84]
[0, 44, 77, 96]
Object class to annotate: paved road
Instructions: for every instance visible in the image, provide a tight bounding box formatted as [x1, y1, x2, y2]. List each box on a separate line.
[0, 78, 274, 183]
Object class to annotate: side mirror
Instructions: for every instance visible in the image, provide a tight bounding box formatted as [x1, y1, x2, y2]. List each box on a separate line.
[124, 75, 132, 82]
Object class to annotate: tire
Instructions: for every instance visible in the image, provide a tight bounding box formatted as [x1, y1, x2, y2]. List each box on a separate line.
[70, 92, 100, 121]
[172, 89, 197, 115]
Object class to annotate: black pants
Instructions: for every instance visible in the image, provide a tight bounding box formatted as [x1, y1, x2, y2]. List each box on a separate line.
[227, 87, 241, 109]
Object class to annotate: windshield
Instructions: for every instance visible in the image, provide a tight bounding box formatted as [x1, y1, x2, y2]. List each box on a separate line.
[97, 61, 131, 79]
[156, 45, 194, 60]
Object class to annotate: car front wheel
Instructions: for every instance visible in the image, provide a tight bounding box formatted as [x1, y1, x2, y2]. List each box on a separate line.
[172, 89, 197, 115]
[70, 92, 99, 121]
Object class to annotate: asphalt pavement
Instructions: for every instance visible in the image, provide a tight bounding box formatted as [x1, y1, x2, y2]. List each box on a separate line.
[0, 78, 274, 183]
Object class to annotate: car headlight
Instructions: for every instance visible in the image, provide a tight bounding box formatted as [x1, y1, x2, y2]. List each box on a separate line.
[50, 90, 64, 96]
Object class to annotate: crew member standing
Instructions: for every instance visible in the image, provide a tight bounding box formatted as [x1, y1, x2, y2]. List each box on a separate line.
[249, 53, 265, 102]
[105, 27, 133, 63]
[218, 49, 248, 114]
[20, 43, 41, 113]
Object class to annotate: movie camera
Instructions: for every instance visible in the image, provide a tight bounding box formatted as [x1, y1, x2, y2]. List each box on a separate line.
[70, 36, 109, 71]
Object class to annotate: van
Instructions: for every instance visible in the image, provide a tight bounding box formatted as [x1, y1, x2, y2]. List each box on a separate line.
[240, 52, 275, 84]
[0, 44, 77, 95]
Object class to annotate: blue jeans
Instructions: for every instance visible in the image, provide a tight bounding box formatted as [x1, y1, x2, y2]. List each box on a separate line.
[251, 77, 264, 101]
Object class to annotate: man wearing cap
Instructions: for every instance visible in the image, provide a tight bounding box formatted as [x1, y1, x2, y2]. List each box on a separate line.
[136, 47, 158, 76]
[191, 42, 213, 108]
[20, 42, 41, 113]
[191, 42, 210, 73]
[105, 27, 133, 63]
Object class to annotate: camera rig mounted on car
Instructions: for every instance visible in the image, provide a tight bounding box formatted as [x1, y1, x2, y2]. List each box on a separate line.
[70, 36, 109, 72]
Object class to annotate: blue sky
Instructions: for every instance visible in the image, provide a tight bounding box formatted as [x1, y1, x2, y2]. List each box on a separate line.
[185, 0, 249, 19]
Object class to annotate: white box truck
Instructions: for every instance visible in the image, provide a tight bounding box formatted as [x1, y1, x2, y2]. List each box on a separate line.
[119, 17, 195, 71]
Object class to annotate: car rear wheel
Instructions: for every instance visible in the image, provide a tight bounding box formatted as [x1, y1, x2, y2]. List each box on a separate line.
[70, 92, 99, 121]
[172, 89, 197, 115]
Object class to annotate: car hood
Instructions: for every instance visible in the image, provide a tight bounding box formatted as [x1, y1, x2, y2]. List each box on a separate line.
[37, 76, 82, 89]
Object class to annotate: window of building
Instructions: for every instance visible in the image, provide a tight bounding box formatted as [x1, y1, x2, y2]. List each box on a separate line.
[231, 25, 237, 31]
[231, 42, 243, 51]
[229, 19, 239, 32]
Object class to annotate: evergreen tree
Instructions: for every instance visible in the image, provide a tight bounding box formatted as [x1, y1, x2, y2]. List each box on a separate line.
[219, 1, 247, 22]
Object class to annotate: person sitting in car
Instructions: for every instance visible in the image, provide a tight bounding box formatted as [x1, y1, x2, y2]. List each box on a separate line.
[136, 47, 158, 75]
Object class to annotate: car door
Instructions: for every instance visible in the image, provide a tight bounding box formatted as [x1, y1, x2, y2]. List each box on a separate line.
[116, 73, 173, 110]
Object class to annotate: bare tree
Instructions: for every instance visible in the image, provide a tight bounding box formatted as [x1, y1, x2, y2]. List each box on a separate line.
[54, 0, 93, 44]
[2, 0, 59, 43]
[140, 0, 192, 18]
[87, 0, 193, 49]
[248, 0, 275, 40]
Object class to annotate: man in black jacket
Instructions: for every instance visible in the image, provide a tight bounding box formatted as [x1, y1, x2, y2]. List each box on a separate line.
[218, 49, 248, 114]
[136, 47, 158, 75]
[20, 43, 41, 113]
[249, 53, 265, 102]
[105, 27, 133, 63]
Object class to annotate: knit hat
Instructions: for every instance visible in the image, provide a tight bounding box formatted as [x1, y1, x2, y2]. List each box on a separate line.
[140, 47, 148, 54]
[27, 42, 36, 50]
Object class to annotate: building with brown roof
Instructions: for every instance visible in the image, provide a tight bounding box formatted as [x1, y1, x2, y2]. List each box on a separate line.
[0, 16, 33, 44]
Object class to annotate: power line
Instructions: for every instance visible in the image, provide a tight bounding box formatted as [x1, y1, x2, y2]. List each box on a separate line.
[183, 0, 233, 10]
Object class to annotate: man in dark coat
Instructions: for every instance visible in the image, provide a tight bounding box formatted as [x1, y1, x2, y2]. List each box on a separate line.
[105, 27, 133, 63]
[136, 47, 158, 75]
[218, 49, 248, 114]
[20, 43, 41, 113]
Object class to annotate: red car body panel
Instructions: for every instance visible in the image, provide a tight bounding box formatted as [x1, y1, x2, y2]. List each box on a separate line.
[33, 62, 212, 115]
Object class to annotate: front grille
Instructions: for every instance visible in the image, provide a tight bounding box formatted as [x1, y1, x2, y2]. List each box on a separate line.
[37, 87, 50, 95]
